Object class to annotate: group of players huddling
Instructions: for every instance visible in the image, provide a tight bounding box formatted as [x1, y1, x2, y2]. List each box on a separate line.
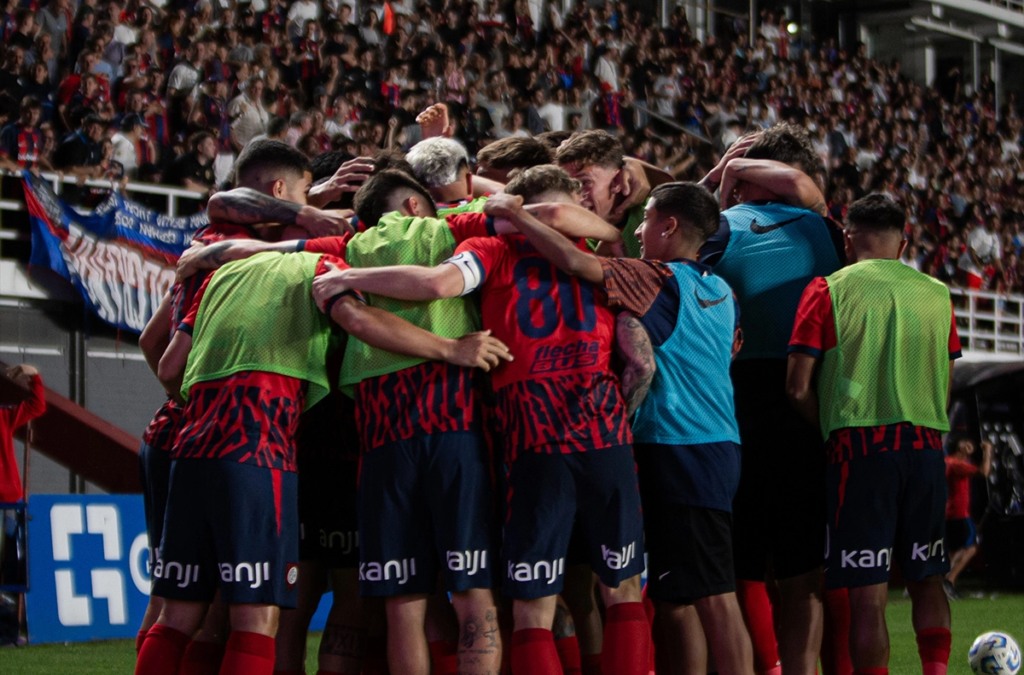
[132, 107, 961, 675]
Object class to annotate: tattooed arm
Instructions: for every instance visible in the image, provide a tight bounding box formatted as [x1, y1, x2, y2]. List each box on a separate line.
[206, 188, 353, 237]
[615, 312, 656, 417]
[175, 238, 299, 281]
[719, 158, 828, 216]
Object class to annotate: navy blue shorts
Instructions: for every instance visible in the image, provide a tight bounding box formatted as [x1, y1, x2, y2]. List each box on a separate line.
[826, 446, 950, 589]
[298, 457, 359, 568]
[138, 442, 172, 570]
[358, 431, 498, 597]
[153, 459, 300, 607]
[503, 445, 645, 600]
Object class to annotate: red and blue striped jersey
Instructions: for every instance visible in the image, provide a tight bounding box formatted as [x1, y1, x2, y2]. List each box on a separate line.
[454, 234, 631, 459]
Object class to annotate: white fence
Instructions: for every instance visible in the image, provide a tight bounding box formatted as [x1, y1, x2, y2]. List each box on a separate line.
[950, 287, 1024, 361]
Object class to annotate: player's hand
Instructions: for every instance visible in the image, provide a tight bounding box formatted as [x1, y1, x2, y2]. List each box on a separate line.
[6, 364, 39, 385]
[416, 103, 454, 139]
[483, 193, 524, 221]
[296, 207, 355, 239]
[703, 132, 761, 188]
[444, 331, 513, 371]
[311, 261, 351, 311]
[606, 158, 652, 225]
[175, 241, 211, 282]
[307, 157, 375, 207]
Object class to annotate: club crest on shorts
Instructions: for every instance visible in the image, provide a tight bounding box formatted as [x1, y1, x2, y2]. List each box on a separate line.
[286, 563, 299, 590]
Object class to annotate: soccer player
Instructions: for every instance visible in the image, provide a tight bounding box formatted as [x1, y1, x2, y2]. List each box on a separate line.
[787, 194, 960, 675]
[312, 169, 650, 675]
[174, 165, 620, 675]
[406, 136, 490, 214]
[699, 124, 844, 675]
[134, 142, 509, 675]
[476, 136, 554, 183]
[555, 130, 671, 258]
[944, 437, 992, 598]
[484, 173, 755, 675]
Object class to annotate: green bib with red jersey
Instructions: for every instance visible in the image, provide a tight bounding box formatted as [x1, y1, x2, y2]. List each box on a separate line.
[437, 195, 488, 216]
[339, 211, 481, 389]
[181, 251, 332, 408]
[817, 259, 952, 440]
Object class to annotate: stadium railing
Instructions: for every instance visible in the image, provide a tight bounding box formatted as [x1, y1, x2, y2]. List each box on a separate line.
[951, 287, 1024, 360]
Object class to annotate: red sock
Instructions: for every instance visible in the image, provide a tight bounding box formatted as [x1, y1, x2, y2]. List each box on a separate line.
[134, 624, 190, 675]
[601, 603, 649, 675]
[821, 588, 853, 675]
[916, 627, 952, 675]
[180, 641, 227, 675]
[555, 635, 582, 675]
[219, 631, 275, 675]
[511, 628, 562, 675]
[736, 580, 781, 675]
[361, 636, 389, 675]
[136, 629, 149, 654]
[642, 596, 656, 673]
[580, 653, 602, 675]
[429, 639, 459, 675]
[852, 669, 888, 675]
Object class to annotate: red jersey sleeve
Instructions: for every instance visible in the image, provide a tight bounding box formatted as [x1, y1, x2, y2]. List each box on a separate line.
[788, 277, 836, 358]
[314, 253, 350, 275]
[946, 457, 977, 478]
[1, 375, 47, 429]
[453, 236, 506, 293]
[446, 213, 495, 243]
[302, 234, 352, 259]
[179, 273, 214, 334]
[599, 257, 673, 316]
[949, 302, 962, 360]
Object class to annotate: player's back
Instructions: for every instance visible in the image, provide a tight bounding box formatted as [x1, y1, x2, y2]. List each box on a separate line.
[713, 201, 842, 361]
[459, 233, 630, 458]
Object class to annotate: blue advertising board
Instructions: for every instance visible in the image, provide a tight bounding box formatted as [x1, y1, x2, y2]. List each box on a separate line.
[25, 494, 333, 644]
[26, 495, 152, 643]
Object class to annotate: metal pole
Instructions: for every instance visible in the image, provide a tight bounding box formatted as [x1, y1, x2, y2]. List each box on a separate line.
[992, 48, 1002, 119]
[749, 0, 757, 45]
[972, 41, 981, 94]
[67, 329, 86, 494]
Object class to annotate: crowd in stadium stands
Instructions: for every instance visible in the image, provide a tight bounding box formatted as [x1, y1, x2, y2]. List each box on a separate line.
[0, 0, 1021, 291]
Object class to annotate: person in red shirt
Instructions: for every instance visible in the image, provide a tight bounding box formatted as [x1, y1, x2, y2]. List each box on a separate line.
[0, 364, 44, 596]
[0, 364, 45, 504]
[944, 438, 992, 598]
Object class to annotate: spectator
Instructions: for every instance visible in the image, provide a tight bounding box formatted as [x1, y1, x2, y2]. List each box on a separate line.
[109, 113, 146, 178]
[944, 438, 992, 599]
[229, 77, 270, 149]
[957, 214, 1003, 289]
[36, 0, 70, 59]
[0, 96, 48, 172]
[165, 130, 217, 193]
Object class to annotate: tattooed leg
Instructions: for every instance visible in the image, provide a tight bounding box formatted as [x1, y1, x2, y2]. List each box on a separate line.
[318, 569, 369, 674]
[451, 589, 502, 675]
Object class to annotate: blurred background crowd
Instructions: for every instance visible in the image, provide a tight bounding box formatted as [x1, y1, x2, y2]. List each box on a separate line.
[0, 0, 1021, 292]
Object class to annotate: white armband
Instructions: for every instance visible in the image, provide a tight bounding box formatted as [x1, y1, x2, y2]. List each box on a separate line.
[444, 251, 484, 296]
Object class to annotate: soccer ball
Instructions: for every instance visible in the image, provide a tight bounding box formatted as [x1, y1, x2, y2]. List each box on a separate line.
[969, 632, 1022, 675]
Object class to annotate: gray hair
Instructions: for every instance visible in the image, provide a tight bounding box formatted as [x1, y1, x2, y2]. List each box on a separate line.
[405, 137, 469, 188]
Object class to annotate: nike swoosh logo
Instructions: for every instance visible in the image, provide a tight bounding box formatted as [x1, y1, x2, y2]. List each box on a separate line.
[695, 289, 727, 309]
[749, 215, 805, 234]
[658, 571, 671, 580]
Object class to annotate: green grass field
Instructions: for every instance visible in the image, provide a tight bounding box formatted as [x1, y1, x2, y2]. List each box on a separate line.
[2, 591, 1021, 674]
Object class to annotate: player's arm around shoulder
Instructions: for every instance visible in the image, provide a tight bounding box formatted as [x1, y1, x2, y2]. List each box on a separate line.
[326, 293, 512, 372]
[486, 194, 605, 284]
[312, 260, 468, 305]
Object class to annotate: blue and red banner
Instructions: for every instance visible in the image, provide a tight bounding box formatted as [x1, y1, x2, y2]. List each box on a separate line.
[24, 172, 208, 333]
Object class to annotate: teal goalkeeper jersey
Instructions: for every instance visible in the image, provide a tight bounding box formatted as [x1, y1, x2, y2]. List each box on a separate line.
[708, 201, 842, 361]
